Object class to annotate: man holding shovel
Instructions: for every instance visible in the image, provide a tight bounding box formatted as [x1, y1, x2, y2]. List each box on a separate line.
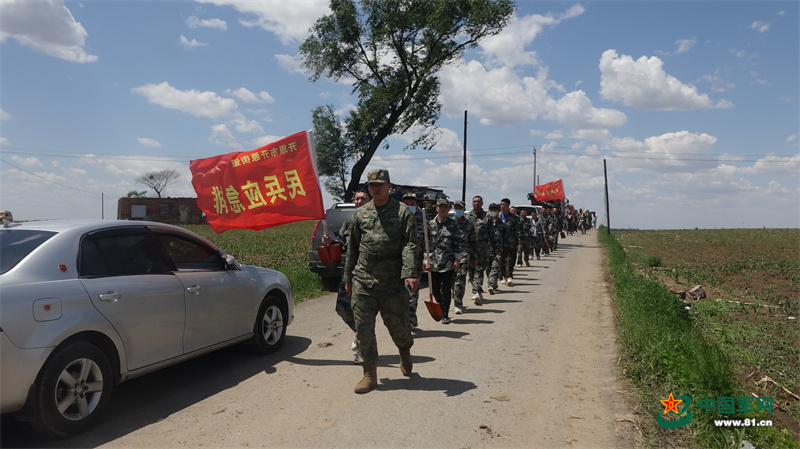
[344, 169, 419, 394]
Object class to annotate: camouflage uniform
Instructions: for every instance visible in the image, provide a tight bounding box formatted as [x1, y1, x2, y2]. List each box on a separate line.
[530, 215, 545, 259]
[516, 214, 532, 266]
[486, 206, 507, 292]
[427, 204, 467, 317]
[466, 208, 491, 298]
[500, 211, 520, 280]
[452, 202, 476, 310]
[405, 197, 425, 329]
[343, 194, 419, 367]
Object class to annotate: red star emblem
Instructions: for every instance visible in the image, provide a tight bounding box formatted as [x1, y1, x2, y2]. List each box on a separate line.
[661, 392, 683, 414]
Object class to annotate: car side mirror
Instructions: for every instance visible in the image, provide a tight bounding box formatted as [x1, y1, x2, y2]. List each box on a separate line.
[225, 254, 241, 270]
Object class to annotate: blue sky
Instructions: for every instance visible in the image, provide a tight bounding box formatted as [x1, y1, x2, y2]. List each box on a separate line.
[1, 0, 797, 230]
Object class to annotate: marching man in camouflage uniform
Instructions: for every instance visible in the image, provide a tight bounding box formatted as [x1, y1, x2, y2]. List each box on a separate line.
[486, 202, 507, 295]
[344, 169, 419, 394]
[451, 200, 476, 314]
[423, 199, 467, 324]
[499, 198, 520, 287]
[466, 195, 491, 305]
[401, 192, 425, 330]
[516, 208, 532, 267]
[530, 209, 546, 260]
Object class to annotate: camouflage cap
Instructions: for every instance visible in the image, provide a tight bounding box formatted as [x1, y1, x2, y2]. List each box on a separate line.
[488, 202, 500, 209]
[453, 200, 466, 208]
[367, 169, 390, 183]
[436, 198, 451, 207]
[401, 192, 417, 201]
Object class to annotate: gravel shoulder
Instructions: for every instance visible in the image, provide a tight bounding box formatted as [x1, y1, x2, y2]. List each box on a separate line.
[2, 231, 638, 449]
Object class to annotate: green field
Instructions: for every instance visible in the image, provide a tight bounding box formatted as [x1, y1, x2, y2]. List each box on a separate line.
[612, 228, 799, 448]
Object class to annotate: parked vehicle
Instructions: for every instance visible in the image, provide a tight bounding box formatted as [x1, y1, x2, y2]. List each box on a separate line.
[307, 203, 356, 290]
[0, 219, 294, 437]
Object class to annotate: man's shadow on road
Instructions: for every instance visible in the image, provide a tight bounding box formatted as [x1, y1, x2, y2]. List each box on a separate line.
[378, 373, 477, 397]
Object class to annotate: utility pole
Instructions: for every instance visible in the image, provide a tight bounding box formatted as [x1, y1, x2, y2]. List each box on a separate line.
[603, 159, 610, 235]
[462, 110, 467, 203]
[532, 146, 537, 202]
[101, 193, 104, 219]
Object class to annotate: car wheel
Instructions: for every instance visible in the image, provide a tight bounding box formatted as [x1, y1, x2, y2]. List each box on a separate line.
[252, 296, 287, 354]
[30, 342, 113, 437]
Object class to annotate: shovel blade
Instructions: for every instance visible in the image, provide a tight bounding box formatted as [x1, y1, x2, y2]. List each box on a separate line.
[424, 299, 443, 321]
[317, 243, 342, 264]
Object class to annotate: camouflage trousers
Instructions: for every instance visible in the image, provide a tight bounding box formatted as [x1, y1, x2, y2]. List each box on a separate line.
[501, 246, 517, 279]
[452, 258, 471, 308]
[468, 254, 491, 294]
[409, 279, 419, 329]
[517, 238, 532, 264]
[487, 250, 504, 289]
[352, 278, 413, 366]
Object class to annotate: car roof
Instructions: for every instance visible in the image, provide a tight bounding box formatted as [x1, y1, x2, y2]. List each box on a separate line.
[9, 219, 185, 233]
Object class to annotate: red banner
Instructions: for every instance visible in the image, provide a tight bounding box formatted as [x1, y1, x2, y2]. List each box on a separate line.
[190, 130, 325, 233]
[534, 179, 566, 201]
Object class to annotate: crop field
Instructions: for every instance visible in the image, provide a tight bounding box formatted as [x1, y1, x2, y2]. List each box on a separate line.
[616, 229, 799, 443]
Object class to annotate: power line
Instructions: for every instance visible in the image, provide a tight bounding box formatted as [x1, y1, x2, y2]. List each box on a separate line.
[0, 158, 99, 194]
[1, 144, 796, 164]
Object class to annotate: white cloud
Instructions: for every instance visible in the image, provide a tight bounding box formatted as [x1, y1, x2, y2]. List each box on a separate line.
[0, 109, 11, 120]
[440, 60, 624, 130]
[259, 91, 275, 103]
[225, 87, 273, 104]
[479, 5, 585, 68]
[674, 37, 696, 54]
[599, 49, 732, 110]
[0, 137, 9, 146]
[787, 134, 798, 143]
[179, 35, 207, 50]
[137, 137, 162, 148]
[545, 91, 627, 129]
[749, 21, 770, 33]
[186, 16, 227, 30]
[195, 0, 330, 45]
[0, 0, 98, 63]
[209, 124, 241, 149]
[10, 155, 43, 167]
[275, 53, 306, 75]
[131, 82, 237, 120]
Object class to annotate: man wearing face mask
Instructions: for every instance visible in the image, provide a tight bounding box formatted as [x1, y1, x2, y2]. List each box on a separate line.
[423, 199, 467, 324]
[401, 192, 424, 330]
[486, 203, 506, 295]
[451, 200, 476, 314]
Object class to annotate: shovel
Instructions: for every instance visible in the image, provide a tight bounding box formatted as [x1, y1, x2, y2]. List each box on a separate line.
[421, 212, 443, 321]
[317, 220, 342, 265]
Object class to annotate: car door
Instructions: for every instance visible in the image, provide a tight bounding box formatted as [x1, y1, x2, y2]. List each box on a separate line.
[151, 231, 255, 353]
[79, 227, 186, 371]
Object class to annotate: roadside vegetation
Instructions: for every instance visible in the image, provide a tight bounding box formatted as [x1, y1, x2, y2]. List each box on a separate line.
[602, 228, 799, 448]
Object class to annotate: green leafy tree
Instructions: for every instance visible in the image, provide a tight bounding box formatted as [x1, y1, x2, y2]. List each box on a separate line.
[126, 190, 148, 198]
[312, 105, 361, 201]
[300, 0, 514, 201]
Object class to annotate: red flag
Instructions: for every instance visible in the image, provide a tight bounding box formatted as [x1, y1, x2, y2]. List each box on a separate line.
[190, 130, 325, 233]
[534, 179, 566, 201]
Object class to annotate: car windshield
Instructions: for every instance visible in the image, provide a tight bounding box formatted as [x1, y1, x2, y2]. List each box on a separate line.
[0, 229, 57, 274]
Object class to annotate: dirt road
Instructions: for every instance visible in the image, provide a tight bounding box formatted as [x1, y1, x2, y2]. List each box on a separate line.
[3, 231, 637, 448]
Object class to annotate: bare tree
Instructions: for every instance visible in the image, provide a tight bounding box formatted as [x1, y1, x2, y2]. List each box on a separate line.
[134, 169, 180, 198]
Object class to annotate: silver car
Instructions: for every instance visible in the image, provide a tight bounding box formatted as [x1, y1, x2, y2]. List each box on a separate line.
[0, 220, 294, 437]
